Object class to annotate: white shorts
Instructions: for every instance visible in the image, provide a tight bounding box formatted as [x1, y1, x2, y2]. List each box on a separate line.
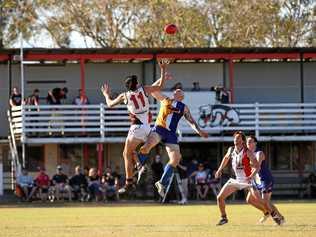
[224, 178, 252, 190]
[127, 124, 151, 142]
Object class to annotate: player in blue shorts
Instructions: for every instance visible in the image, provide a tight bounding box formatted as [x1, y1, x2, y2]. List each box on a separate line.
[137, 89, 208, 197]
[246, 135, 285, 224]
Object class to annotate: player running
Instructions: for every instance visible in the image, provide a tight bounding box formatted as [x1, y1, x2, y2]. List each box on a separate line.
[214, 131, 283, 226]
[246, 135, 285, 224]
[137, 89, 208, 197]
[101, 60, 169, 194]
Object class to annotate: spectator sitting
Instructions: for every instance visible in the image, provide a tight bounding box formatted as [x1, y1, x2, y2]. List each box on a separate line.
[302, 172, 316, 198]
[16, 168, 34, 201]
[171, 82, 183, 91]
[151, 155, 164, 201]
[112, 165, 123, 188]
[69, 166, 88, 201]
[191, 82, 200, 91]
[51, 165, 72, 202]
[46, 87, 68, 105]
[73, 89, 89, 105]
[187, 159, 198, 199]
[87, 168, 103, 201]
[207, 170, 221, 197]
[190, 163, 209, 200]
[9, 87, 22, 107]
[177, 160, 189, 204]
[102, 167, 119, 201]
[29, 167, 50, 201]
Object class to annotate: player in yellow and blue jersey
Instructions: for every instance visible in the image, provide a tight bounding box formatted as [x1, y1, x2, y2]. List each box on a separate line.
[137, 89, 208, 197]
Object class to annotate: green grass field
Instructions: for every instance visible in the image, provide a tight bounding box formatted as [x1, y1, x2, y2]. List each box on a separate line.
[0, 202, 315, 237]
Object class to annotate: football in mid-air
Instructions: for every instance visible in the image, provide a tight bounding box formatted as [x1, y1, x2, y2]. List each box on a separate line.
[164, 24, 178, 35]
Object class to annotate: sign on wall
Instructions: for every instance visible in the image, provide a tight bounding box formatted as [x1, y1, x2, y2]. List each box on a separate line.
[159, 91, 240, 128]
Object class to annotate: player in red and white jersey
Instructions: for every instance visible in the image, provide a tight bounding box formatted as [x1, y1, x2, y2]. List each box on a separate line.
[101, 60, 169, 194]
[214, 131, 283, 226]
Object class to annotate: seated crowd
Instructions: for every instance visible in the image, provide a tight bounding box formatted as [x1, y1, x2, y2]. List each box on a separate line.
[16, 165, 122, 202]
[9, 82, 230, 109]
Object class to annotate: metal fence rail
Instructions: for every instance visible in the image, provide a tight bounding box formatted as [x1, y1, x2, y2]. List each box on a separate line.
[9, 103, 316, 143]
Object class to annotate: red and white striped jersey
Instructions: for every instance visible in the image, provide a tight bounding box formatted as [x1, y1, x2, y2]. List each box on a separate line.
[228, 146, 252, 182]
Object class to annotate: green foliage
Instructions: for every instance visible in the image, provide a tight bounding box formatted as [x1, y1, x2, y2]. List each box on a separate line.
[0, 0, 315, 48]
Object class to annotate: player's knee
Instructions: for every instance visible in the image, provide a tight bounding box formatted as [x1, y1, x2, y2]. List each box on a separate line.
[217, 194, 223, 202]
[246, 195, 252, 204]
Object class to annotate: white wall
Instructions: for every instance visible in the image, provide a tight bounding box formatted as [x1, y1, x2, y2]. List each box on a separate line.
[1, 60, 316, 137]
[234, 62, 301, 103]
[156, 63, 223, 90]
[304, 62, 316, 102]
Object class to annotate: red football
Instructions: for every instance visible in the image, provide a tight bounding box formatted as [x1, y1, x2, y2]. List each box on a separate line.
[164, 24, 177, 35]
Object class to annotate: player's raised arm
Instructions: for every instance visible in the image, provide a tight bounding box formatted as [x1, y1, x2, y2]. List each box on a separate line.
[215, 147, 233, 178]
[144, 59, 170, 94]
[183, 106, 208, 138]
[101, 82, 125, 108]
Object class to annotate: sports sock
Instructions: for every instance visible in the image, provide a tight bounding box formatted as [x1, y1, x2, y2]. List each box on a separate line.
[138, 153, 148, 165]
[125, 178, 134, 185]
[160, 163, 174, 186]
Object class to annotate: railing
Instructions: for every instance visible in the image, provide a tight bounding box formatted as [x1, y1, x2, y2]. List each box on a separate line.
[10, 103, 316, 143]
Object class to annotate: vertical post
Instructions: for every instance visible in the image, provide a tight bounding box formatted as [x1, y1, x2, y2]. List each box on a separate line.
[83, 144, 89, 168]
[228, 59, 235, 103]
[20, 33, 24, 105]
[222, 60, 227, 88]
[255, 102, 260, 139]
[100, 103, 105, 138]
[141, 61, 146, 85]
[8, 56, 12, 99]
[22, 143, 25, 168]
[97, 143, 104, 176]
[152, 57, 157, 83]
[80, 58, 86, 97]
[105, 143, 110, 168]
[300, 53, 304, 103]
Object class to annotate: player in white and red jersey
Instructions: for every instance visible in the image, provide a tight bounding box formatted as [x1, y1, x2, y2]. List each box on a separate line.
[101, 60, 169, 194]
[214, 131, 283, 225]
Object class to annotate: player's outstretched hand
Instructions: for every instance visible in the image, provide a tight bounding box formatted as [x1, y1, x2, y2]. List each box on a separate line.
[199, 130, 208, 138]
[158, 58, 170, 69]
[101, 83, 110, 97]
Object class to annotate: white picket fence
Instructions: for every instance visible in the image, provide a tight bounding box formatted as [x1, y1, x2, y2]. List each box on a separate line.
[10, 103, 316, 143]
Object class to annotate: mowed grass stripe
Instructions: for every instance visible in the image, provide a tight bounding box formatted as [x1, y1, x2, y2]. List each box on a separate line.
[0, 202, 315, 237]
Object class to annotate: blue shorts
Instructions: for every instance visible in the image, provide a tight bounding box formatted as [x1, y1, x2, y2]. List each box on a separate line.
[256, 180, 274, 193]
[153, 126, 178, 144]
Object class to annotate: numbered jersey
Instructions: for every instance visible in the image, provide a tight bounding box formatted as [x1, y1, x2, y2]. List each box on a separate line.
[125, 86, 150, 125]
[229, 147, 252, 182]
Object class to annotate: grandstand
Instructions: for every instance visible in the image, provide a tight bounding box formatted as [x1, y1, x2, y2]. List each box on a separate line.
[0, 47, 316, 197]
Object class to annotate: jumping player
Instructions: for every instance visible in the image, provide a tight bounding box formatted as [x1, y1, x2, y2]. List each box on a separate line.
[137, 89, 208, 197]
[214, 131, 282, 225]
[101, 60, 169, 194]
[246, 135, 285, 224]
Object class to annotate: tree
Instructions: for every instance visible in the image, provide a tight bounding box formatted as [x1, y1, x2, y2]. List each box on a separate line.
[1, 0, 39, 47]
[0, 0, 315, 48]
